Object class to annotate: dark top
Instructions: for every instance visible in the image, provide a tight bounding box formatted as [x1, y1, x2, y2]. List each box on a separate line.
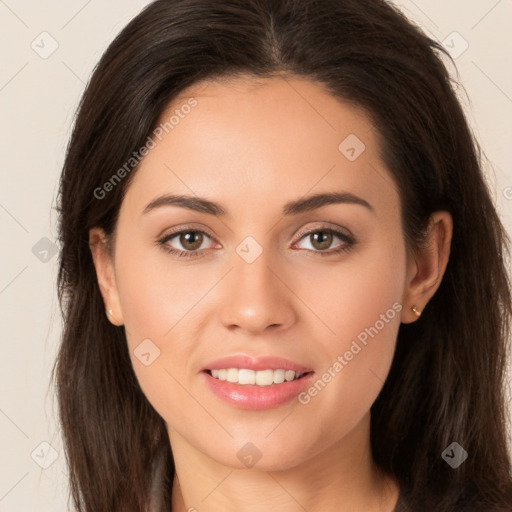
[392, 492, 479, 512]
[391, 492, 500, 512]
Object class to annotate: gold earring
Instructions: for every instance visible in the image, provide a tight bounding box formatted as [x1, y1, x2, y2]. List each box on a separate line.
[411, 305, 422, 317]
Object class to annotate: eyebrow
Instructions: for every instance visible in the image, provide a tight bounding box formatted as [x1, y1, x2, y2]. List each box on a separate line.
[143, 191, 374, 216]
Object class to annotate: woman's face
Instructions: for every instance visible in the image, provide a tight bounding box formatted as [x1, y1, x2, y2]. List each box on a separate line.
[100, 76, 414, 470]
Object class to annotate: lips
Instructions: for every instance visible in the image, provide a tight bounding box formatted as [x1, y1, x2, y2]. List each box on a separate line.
[200, 355, 315, 410]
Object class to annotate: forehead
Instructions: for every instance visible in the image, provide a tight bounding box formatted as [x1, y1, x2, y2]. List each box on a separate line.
[121, 75, 399, 220]
[171, 74, 375, 138]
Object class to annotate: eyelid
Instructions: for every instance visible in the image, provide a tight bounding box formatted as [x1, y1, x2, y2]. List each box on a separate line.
[156, 223, 216, 240]
[293, 222, 354, 242]
[157, 222, 355, 259]
[158, 222, 352, 246]
[157, 227, 220, 251]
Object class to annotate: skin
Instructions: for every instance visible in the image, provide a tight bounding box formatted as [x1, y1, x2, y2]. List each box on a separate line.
[90, 75, 452, 512]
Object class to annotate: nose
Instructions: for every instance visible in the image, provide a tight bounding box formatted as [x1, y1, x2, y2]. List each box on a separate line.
[218, 251, 297, 335]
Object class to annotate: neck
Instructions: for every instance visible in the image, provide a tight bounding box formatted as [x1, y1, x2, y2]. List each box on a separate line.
[168, 413, 399, 512]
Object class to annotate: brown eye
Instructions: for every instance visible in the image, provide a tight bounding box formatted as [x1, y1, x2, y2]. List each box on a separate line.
[178, 231, 204, 251]
[158, 229, 216, 258]
[294, 228, 355, 256]
[309, 231, 333, 251]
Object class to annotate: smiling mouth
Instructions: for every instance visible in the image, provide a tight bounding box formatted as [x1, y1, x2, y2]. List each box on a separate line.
[205, 368, 313, 386]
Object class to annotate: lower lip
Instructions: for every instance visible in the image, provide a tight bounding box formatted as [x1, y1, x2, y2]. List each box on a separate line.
[201, 371, 315, 410]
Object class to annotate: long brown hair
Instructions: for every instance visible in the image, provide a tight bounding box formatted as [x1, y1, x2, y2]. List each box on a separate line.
[54, 0, 512, 510]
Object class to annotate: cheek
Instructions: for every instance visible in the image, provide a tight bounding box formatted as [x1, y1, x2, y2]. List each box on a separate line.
[114, 238, 214, 343]
[300, 229, 406, 349]
[113, 239, 232, 429]
[112, 241, 197, 403]
[293, 234, 406, 422]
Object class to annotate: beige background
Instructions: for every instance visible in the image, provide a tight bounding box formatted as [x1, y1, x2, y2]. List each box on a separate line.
[1, 0, 511, 510]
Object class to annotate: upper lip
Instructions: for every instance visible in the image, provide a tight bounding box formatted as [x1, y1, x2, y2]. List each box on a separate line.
[201, 355, 313, 373]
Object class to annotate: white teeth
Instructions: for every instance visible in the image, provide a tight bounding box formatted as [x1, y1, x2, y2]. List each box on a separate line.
[255, 369, 274, 386]
[209, 368, 305, 385]
[238, 369, 255, 385]
[273, 369, 285, 384]
[226, 368, 238, 383]
[284, 370, 295, 382]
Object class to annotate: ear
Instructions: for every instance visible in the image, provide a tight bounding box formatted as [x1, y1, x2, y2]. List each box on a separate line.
[401, 211, 453, 324]
[89, 227, 124, 326]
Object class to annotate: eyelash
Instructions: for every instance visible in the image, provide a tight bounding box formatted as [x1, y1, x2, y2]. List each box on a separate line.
[157, 226, 355, 259]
